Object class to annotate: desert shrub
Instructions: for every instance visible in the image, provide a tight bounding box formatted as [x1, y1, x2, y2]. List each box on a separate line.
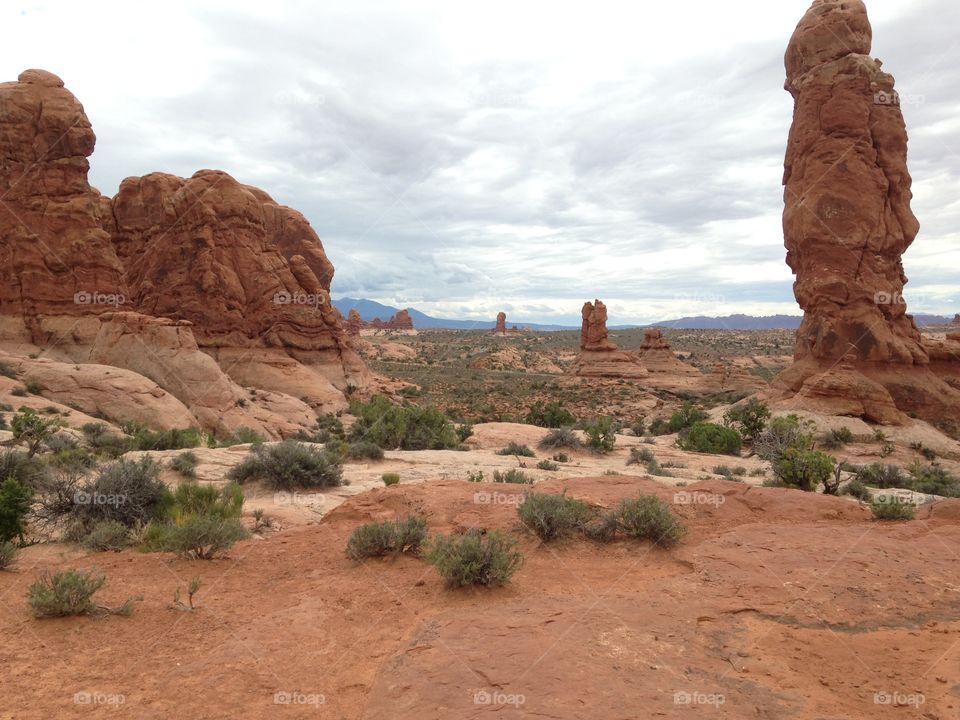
[667, 402, 708, 433]
[0, 448, 49, 488]
[167, 481, 243, 520]
[773, 448, 836, 491]
[382, 472, 401, 486]
[583, 416, 616, 453]
[538, 427, 581, 450]
[467, 470, 484, 482]
[81, 520, 130, 551]
[615, 496, 684, 547]
[348, 395, 458, 450]
[456, 423, 474, 442]
[11, 407, 64, 458]
[536, 459, 559, 471]
[72, 456, 169, 529]
[552, 453, 570, 463]
[842, 479, 873, 501]
[855, 463, 907, 488]
[142, 514, 248, 559]
[517, 492, 591, 541]
[46, 447, 97, 473]
[627, 447, 655, 466]
[525, 401, 576, 429]
[216, 427, 265, 447]
[643, 459, 673, 477]
[27, 568, 105, 617]
[870, 497, 915, 521]
[0, 477, 33, 544]
[677, 422, 742, 456]
[648, 418, 670, 436]
[345, 515, 427, 560]
[25, 381, 43, 395]
[713, 465, 733, 477]
[44, 432, 77, 453]
[348, 441, 385, 461]
[121, 422, 201, 451]
[169, 451, 199, 478]
[0, 540, 18, 570]
[314, 413, 346, 443]
[0, 362, 16, 379]
[426, 529, 522, 587]
[10, 387, 28, 397]
[227, 441, 343, 490]
[581, 510, 619, 542]
[754, 415, 814, 464]
[81, 424, 130, 458]
[496, 442, 535, 457]
[907, 462, 960, 497]
[492, 469, 533, 484]
[819, 426, 855, 450]
[722, 399, 771, 441]
[630, 417, 647, 436]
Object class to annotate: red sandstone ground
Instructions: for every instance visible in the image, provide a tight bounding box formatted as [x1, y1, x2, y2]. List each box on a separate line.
[2, 476, 959, 719]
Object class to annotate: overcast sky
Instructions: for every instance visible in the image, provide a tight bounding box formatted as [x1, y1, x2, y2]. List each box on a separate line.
[4, 0, 958, 325]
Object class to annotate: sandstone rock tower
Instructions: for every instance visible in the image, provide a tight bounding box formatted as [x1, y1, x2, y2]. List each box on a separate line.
[494, 311, 507, 336]
[775, 1, 960, 423]
[573, 300, 647, 378]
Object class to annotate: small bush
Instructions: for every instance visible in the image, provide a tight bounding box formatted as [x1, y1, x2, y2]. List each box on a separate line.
[169, 451, 199, 478]
[122, 422, 201, 451]
[581, 511, 619, 542]
[27, 568, 105, 617]
[536, 459, 559, 471]
[855, 463, 906, 489]
[630, 417, 647, 436]
[348, 441, 385, 461]
[870, 497, 915, 521]
[345, 515, 427, 560]
[677, 422, 742, 456]
[525, 401, 576, 428]
[227, 441, 344, 490]
[0, 362, 16, 379]
[667, 402, 708, 434]
[819, 426, 855, 450]
[382, 472, 401, 486]
[25, 381, 43, 395]
[426, 529, 522, 587]
[774, 449, 836, 491]
[583, 417, 616, 453]
[11, 407, 64, 457]
[552, 453, 570, 463]
[142, 514, 248, 559]
[348, 395, 458, 450]
[216, 427, 265, 447]
[615, 496, 684, 547]
[538, 427, 581, 450]
[492, 469, 533, 484]
[0, 540, 18, 570]
[81, 520, 130, 552]
[167, 481, 243, 520]
[907, 462, 960, 497]
[644, 459, 673, 477]
[754, 415, 815, 464]
[46, 447, 97, 472]
[73, 457, 169, 529]
[517, 492, 591, 541]
[723, 399, 771, 441]
[467, 470, 484, 482]
[0, 477, 33, 544]
[627, 447, 655, 466]
[456, 423, 474, 442]
[0, 449, 49, 488]
[496, 442, 535, 457]
[10, 387, 28, 397]
[842, 480, 873, 501]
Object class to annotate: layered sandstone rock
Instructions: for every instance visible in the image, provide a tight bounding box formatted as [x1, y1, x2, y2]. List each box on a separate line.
[635, 329, 702, 378]
[346, 309, 363, 337]
[368, 309, 414, 331]
[0, 70, 127, 346]
[775, 1, 960, 423]
[953, 314, 960, 326]
[573, 300, 647, 378]
[0, 68, 370, 434]
[704, 362, 769, 394]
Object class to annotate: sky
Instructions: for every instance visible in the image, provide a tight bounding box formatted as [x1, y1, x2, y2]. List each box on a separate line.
[3, 0, 958, 325]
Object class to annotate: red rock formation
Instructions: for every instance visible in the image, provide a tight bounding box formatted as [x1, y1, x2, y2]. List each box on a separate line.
[367, 309, 414, 331]
[573, 300, 647, 378]
[494, 311, 507, 335]
[635, 329, 702, 379]
[952, 314, 960, 326]
[0, 69, 127, 346]
[346, 309, 362, 337]
[704, 362, 768, 394]
[0, 68, 370, 432]
[774, 1, 960, 423]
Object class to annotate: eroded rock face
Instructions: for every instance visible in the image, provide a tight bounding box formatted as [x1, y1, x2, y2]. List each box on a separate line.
[573, 300, 647, 378]
[0, 70, 127, 344]
[776, 1, 960, 423]
[346, 309, 363, 337]
[0, 69, 370, 434]
[369, 309, 414, 331]
[953, 314, 960, 326]
[636, 329, 702, 378]
[494, 311, 507, 335]
[580, 300, 616, 352]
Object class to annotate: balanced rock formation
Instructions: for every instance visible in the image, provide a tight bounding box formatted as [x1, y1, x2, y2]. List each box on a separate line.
[573, 300, 647, 378]
[773, 2, 960, 424]
[0, 69, 370, 434]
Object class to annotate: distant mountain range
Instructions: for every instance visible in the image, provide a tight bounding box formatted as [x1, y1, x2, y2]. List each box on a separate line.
[332, 298, 954, 331]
